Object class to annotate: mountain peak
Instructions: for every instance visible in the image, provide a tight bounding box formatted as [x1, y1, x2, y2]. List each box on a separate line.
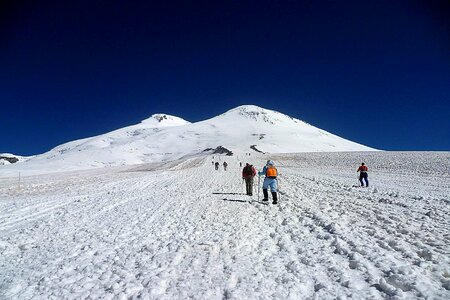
[225, 105, 268, 114]
[221, 105, 296, 125]
[141, 114, 191, 127]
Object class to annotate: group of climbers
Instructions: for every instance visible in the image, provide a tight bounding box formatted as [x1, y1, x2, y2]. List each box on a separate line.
[213, 161, 228, 171]
[215, 157, 370, 205]
[242, 160, 279, 204]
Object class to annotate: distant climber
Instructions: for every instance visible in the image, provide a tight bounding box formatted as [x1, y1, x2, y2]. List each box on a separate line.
[242, 163, 257, 196]
[223, 161, 228, 171]
[215, 162, 219, 171]
[259, 160, 278, 204]
[357, 163, 369, 187]
[239, 162, 242, 167]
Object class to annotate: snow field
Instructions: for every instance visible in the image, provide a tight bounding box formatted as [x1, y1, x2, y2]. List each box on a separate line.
[0, 152, 449, 299]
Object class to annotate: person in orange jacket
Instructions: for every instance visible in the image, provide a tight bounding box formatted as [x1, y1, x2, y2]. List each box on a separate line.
[242, 163, 257, 196]
[357, 163, 369, 187]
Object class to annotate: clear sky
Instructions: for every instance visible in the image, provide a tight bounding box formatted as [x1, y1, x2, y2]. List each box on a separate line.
[1, 0, 449, 155]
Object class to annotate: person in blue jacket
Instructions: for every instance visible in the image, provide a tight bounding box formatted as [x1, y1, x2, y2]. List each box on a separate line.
[259, 160, 278, 204]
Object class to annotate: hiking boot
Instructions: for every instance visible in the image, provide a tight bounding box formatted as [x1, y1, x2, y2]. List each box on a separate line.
[272, 192, 278, 204]
[262, 189, 269, 201]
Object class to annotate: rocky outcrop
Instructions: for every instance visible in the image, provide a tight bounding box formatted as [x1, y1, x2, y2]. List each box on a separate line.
[202, 146, 233, 156]
[250, 145, 265, 154]
[0, 156, 19, 164]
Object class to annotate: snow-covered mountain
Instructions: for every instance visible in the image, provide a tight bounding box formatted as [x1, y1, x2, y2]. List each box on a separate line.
[1, 105, 376, 175]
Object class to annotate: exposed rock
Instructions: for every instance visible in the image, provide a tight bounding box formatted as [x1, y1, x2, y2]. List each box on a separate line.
[156, 115, 168, 122]
[202, 146, 233, 156]
[250, 145, 265, 154]
[0, 156, 19, 164]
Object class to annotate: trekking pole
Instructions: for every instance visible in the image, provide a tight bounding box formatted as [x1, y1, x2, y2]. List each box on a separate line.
[257, 175, 261, 200]
[277, 176, 281, 202]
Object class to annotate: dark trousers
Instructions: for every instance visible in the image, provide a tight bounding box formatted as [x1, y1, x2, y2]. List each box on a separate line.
[359, 173, 369, 187]
[244, 177, 254, 195]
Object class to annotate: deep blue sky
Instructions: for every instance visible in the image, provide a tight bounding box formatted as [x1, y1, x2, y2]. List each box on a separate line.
[1, 0, 449, 155]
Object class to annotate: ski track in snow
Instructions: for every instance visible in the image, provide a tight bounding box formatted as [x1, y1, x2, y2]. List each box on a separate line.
[0, 152, 449, 299]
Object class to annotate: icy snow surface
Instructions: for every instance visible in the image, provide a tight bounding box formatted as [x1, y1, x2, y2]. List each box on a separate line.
[1, 151, 449, 299]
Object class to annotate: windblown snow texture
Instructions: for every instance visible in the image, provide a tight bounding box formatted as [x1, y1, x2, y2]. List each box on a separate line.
[0, 105, 376, 176]
[1, 152, 449, 299]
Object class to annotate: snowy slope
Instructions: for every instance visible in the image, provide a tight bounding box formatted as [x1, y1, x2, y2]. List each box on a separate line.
[0, 105, 376, 176]
[191, 105, 375, 153]
[0, 114, 191, 175]
[0, 152, 449, 299]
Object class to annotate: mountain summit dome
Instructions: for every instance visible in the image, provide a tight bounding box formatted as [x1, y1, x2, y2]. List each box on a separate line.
[141, 114, 191, 127]
[219, 105, 301, 125]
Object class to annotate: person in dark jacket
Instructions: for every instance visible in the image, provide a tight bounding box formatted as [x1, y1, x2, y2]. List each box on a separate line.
[242, 163, 257, 196]
[357, 163, 369, 187]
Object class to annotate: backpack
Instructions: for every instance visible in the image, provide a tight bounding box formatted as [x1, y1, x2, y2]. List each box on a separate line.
[266, 166, 277, 178]
[243, 165, 253, 176]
